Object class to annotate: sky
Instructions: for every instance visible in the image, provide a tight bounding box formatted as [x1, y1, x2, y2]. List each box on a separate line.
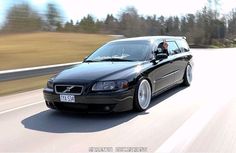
[0, 0, 236, 26]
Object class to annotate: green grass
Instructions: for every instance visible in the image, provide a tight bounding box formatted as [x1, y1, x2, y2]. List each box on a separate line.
[0, 32, 113, 70]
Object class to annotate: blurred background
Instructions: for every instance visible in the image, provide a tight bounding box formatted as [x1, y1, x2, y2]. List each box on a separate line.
[0, 0, 236, 46]
[0, 0, 236, 95]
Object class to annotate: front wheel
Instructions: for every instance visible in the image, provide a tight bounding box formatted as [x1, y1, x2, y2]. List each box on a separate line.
[183, 64, 192, 86]
[134, 79, 152, 112]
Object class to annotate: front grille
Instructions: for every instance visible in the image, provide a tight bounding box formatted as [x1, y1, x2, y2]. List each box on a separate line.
[55, 85, 83, 95]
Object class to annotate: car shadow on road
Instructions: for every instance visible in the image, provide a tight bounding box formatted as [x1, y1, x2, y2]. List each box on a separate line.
[21, 85, 187, 133]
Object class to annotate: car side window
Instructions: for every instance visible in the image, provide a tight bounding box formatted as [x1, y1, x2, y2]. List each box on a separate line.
[167, 41, 181, 55]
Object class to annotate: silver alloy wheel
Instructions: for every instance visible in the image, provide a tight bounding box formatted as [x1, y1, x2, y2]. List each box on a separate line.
[186, 65, 192, 84]
[138, 79, 151, 110]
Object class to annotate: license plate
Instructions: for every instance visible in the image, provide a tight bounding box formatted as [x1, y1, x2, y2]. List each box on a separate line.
[60, 95, 75, 103]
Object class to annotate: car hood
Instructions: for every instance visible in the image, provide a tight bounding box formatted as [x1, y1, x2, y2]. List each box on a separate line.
[54, 61, 143, 83]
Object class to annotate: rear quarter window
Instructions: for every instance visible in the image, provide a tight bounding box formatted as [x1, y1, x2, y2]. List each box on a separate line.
[177, 39, 190, 52]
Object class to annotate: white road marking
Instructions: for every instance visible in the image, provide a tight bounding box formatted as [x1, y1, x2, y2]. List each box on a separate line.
[155, 97, 230, 153]
[0, 100, 44, 115]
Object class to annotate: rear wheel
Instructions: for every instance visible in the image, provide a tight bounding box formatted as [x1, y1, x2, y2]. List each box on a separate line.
[134, 79, 152, 111]
[183, 64, 192, 86]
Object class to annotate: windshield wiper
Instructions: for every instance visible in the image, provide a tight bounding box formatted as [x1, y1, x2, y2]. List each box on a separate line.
[99, 58, 133, 62]
[84, 60, 98, 62]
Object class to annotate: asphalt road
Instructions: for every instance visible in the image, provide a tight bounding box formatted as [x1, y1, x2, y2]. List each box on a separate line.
[0, 48, 236, 153]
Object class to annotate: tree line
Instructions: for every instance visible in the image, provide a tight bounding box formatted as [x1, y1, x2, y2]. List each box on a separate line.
[1, 2, 236, 47]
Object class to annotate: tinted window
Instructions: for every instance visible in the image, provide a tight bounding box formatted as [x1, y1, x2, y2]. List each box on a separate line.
[167, 41, 181, 55]
[86, 42, 150, 61]
[177, 39, 190, 52]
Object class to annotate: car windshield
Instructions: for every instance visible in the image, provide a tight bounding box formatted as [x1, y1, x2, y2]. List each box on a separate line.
[85, 41, 150, 62]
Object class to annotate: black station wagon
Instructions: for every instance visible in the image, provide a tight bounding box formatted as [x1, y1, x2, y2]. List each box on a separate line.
[43, 36, 193, 112]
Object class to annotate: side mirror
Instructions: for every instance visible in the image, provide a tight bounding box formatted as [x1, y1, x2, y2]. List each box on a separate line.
[155, 53, 168, 60]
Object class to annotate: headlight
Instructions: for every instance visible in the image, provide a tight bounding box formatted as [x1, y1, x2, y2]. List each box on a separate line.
[47, 77, 54, 89]
[92, 80, 128, 91]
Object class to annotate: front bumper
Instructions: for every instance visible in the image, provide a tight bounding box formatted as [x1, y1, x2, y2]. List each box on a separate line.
[43, 88, 135, 113]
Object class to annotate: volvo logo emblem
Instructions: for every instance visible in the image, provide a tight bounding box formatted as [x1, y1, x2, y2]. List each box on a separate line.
[63, 86, 74, 93]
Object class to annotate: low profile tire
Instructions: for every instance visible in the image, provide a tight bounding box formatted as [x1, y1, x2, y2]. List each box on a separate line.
[183, 64, 192, 86]
[134, 79, 152, 112]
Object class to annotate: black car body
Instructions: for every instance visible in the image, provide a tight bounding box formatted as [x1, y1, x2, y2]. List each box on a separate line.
[43, 36, 193, 113]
